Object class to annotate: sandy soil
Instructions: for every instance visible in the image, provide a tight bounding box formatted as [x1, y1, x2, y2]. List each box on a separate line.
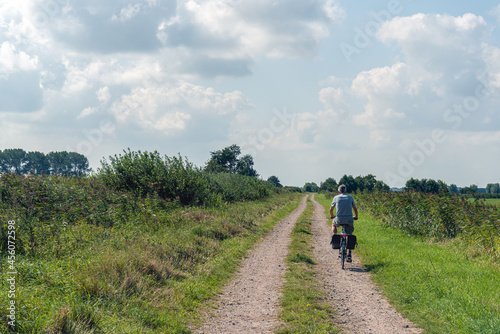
[194, 194, 423, 333]
[195, 195, 308, 333]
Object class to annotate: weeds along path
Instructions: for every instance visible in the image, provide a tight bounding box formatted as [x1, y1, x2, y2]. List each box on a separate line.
[195, 195, 308, 334]
[310, 194, 422, 334]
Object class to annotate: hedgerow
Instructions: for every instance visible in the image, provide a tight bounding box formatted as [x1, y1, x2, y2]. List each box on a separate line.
[0, 150, 278, 255]
[98, 149, 275, 205]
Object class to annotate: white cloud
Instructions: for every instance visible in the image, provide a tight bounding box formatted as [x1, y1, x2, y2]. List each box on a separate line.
[160, 0, 342, 61]
[351, 62, 409, 129]
[346, 13, 500, 133]
[111, 3, 143, 22]
[377, 13, 488, 73]
[110, 81, 252, 135]
[0, 41, 38, 76]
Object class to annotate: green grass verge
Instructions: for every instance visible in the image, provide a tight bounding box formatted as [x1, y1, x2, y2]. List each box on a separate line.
[317, 194, 500, 334]
[484, 198, 500, 207]
[277, 196, 339, 333]
[0, 192, 303, 333]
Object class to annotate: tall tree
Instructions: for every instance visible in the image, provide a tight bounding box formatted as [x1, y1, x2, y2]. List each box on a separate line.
[205, 145, 258, 177]
[449, 184, 459, 193]
[25, 151, 50, 175]
[67, 152, 91, 176]
[374, 180, 390, 191]
[437, 180, 449, 192]
[267, 175, 282, 188]
[236, 154, 258, 177]
[319, 177, 337, 192]
[303, 182, 319, 192]
[486, 183, 500, 194]
[423, 179, 440, 193]
[338, 174, 357, 193]
[460, 185, 478, 194]
[361, 174, 377, 191]
[404, 177, 422, 192]
[0, 148, 28, 174]
[205, 144, 241, 173]
[48, 151, 69, 175]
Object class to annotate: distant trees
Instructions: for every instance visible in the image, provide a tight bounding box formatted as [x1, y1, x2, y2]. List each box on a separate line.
[486, 183, 500, 194]
[339, 175, 357, 192]
[460, 184, 478, 195]
[205, 144, 258, 177]
[319, 177, 337, 192]
[0, 149, 90, 176]
[449, 184, 459, 193]
[303, 182, 319, 192]
[404, 178, 448, 193]
[267, 176, 282, 188]
[315, 174, 390, 193]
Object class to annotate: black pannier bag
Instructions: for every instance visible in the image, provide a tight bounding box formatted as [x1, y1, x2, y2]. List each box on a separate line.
[330, 234, 357, 250]
[346, 235, 357, 249]
[330, 234, 341, 249]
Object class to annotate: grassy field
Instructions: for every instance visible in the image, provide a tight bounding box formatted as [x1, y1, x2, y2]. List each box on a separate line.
[278, 196, 339, 333]
[484, 198, 500, 207]
[317, 194, 500, 334]
[0, 186, 302, 333]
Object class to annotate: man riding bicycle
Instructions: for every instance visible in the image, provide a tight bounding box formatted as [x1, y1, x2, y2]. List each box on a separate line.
[330, 184, 358, 262]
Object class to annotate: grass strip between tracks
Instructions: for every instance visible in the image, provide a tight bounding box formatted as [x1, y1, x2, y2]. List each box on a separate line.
[317, 193, 500, 334]
[278, 195, 340, 333]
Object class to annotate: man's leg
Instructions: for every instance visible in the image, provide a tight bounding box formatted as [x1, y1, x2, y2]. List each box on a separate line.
[332, 225, 338, 234]
[344, 224, 354, 262]
[332, 218, 339, 234]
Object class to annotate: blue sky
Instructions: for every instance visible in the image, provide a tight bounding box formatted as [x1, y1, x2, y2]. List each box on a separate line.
[1, 0, 500, 188]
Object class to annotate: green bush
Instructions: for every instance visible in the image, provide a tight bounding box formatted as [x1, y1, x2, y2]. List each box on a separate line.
[98, 149, 274, 206]
[99, 149, 211, 205]
[206, 172, 272, 202]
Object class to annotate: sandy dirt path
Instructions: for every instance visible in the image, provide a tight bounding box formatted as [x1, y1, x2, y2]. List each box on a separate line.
[310, 194, 422, 334]
[195, 195, 308, 334]
[195, 194, 423, 334]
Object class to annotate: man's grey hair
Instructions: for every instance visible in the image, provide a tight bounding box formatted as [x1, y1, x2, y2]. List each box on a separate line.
[338, 184, 347, 193]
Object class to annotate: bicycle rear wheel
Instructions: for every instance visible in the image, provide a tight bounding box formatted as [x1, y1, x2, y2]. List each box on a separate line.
[340, 239, 346, 270]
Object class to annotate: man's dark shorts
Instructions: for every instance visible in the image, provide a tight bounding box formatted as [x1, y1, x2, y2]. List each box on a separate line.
[333, 217, 354, 235]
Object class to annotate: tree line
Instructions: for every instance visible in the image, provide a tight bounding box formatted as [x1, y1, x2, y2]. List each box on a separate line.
[404, 178, 500, 195]
[304, 174, 391, 193]
[0, 149, 90, 176]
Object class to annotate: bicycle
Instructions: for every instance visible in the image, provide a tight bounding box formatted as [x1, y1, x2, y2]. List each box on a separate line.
[330, 219, 357, 270]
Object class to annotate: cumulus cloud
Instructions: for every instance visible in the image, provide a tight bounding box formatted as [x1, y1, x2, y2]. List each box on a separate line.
[378, 13, 488, 74]
[348, 13, 500, 134]
[0, 41, 38, 76]
[161, 0, 343, 59]
[8, 0, 341, 78]
[110, 81, 252, 135]
[0, 41, 42, 112]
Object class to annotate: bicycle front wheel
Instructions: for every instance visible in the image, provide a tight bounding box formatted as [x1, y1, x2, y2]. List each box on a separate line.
[341, 248, 345, 270]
